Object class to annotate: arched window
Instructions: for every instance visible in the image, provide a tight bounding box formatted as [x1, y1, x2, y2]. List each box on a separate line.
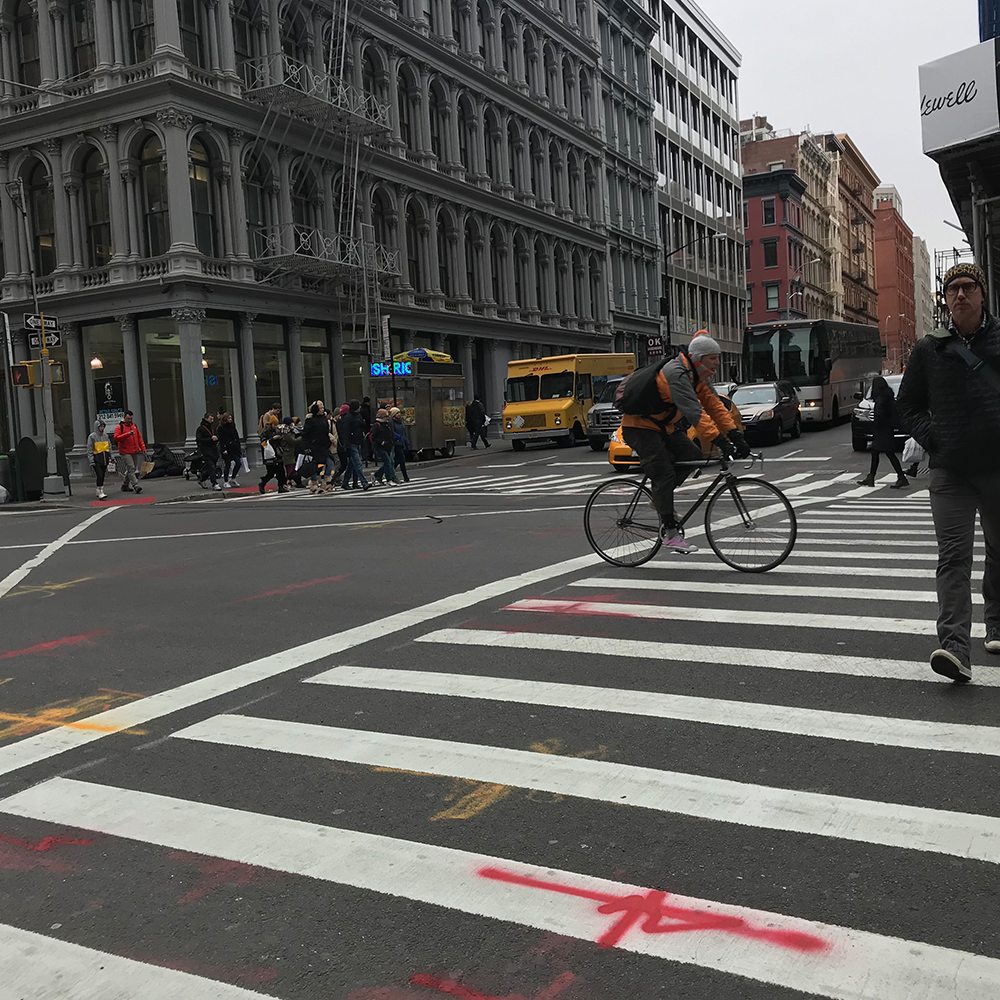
[458, 97, 476, 174]
[554, 245, 566, 314]
[436, 212, 452, 296]
[140, 135, 169, 256]
[244, 156, 273, 257]
[397, 67, 419, 151]
[476, 0, 488, 62]
[406, 202, 423, 292]
[568, 153, 581, 215]
[189, 138, 216, 256]
[523, 31, 538, 93]
[177, 0, 207, 67]
[562, 57, 576, 115]
[529, 133, 542, 199]
[69, 0, 96, 75]
[361, 48, 385, 101]
[549, 142, 562, 207]
[534, 238, 548, 313]
[489, 226, 504, 303]
[234, 0, 263, 86]
[126, 0, 154, 64]
[82, 148, 111, 267]
[281, 8, 309, 64]
[543, 44, 558, 101]
[428, 81, 449, 162]
[572, 251, 585, 317]
[450, 0, 461, 45]
[507, 121, 522, 190]
[513, 232, 527, 308]
[584, 160, 596, 219]
[501, 15, 517, 77]
[14, 0, 40, 88]
[589, 256, 602, 322]
[580, 68, 592, 126]
[371, 187, 393, 248]
[27, 160, 55, 276]
[464, 219, 480, 300]
[291, 162, 319, 253]
[484, 108, 501, 182]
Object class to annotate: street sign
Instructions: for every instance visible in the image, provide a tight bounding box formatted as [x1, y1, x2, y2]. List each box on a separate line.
[27, 330, 61, 350]
[646, 335, 665, 358]
[24, 313, 58, 331]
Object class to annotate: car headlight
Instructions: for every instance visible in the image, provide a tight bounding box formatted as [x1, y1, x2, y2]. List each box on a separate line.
[803, 400, 820, 408]
[754, 409, 774, 421]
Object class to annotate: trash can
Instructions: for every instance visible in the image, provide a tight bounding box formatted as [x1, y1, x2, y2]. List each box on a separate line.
[16, 435, 69, 501]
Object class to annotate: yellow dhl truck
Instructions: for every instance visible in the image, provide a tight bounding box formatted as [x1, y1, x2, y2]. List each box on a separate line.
[501, 353, 636, 451]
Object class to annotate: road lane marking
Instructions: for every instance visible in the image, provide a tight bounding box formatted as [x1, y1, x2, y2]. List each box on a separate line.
[0, 549, 601, 778]
[0, 508, 118, 601]
[4, 777, 1000, 1000]
[565, 577, 977, 604]
[414, 628, 993, 685]
[502, 597, 982, 636]
[634, 561, 980, 579]
[0, 920, 281, 999]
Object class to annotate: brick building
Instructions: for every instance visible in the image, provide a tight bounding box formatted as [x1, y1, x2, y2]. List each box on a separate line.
[742, 169, 807, 324]
[874, 191, 916, 371]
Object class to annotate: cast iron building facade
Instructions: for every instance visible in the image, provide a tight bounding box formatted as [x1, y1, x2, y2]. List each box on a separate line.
[650, 0, 745, 379]
[0, 0, 619, 470]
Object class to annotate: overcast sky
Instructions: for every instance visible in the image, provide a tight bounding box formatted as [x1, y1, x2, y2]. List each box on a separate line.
[708, 0, 979, 268]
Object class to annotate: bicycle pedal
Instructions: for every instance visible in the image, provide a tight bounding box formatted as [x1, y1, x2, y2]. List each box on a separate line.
[689, 468, 702, 480]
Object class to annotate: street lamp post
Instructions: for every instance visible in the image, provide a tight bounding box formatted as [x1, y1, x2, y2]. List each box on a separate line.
[662, 231, 728, 349]
[781, 288, 805, 321]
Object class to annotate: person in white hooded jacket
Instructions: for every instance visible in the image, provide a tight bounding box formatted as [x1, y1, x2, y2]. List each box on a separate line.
[87, 420, 112, 500]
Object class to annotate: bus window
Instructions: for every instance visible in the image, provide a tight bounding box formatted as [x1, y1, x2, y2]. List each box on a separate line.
[507, 375, 539, 402]
[747, 328, 778, 381]
[540, 371, 575, 398]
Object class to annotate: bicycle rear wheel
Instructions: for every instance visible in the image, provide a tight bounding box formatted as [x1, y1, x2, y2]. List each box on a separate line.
[704, 477, 796, 572]
[584, 478, 663, 567]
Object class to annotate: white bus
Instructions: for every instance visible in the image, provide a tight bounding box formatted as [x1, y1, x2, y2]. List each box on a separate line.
[742, 320, 883, 425]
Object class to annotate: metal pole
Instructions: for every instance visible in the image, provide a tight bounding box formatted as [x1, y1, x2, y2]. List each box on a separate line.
[1, 312, 17, 452]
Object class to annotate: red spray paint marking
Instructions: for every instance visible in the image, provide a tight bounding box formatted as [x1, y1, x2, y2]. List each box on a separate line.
[167, 850, 276, 905]
[501, 599, 639, 619]
[0, 629, 106, 660]
[228, 573, 352, 604]
[0, 833, 93, 852]
[417, 543, 479, 559]
[410, 972, 576, 1000]
[478, 868, 829, 954]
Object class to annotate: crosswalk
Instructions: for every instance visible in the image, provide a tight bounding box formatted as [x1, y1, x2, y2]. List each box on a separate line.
[4, 488, 999, 999]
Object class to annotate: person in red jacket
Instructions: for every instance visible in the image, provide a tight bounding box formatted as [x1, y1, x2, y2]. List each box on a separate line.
[113, 410, 147, 494]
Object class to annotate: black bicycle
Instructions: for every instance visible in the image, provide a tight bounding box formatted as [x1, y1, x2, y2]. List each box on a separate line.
[583, 452, 797, 572]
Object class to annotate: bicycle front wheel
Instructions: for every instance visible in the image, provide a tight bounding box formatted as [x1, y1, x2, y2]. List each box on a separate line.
[584, 478, 663, 568]
[704, 477, 796, 572]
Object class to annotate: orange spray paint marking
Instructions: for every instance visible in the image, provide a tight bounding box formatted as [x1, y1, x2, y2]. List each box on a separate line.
[0, 690, 146, 741]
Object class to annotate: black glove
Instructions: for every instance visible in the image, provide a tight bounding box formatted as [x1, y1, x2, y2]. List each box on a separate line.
[713, 435, 736, 460]
[727, 429, 751, 459]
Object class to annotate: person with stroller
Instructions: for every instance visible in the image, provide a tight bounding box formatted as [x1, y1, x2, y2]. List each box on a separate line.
[218, 412, 243, 488]
[195, 413, 222, 490]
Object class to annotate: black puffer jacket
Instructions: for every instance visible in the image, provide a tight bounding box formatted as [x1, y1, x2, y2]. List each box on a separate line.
[897, 314, 1000, 472]
[302, 414, 331, 455]
[195, 420, 219, 459]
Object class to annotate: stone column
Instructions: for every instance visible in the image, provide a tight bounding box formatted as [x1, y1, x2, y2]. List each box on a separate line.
[152, 0, 184, 57]
[36, 0, 58, 86]
[402, 331, 415, 352]
[418, 65, 433, 161]
[172, 306, 206, 447]
[110, 0, 124, 66]
[287, 315, 305, 418]
[331, 325, 346, 406]
[46, 139, 73, 272]
[120, 163, 140, 259]
[216, 0, 237, 79]
[205, 0, 221, 72]
[51, 7, 68, 80]
[116, 313, 142, 413]
[62, 322, 89, 470]
[227, 129, 249, 258]
[431, 333, 446, 352]
[12, 328, 35, 435]
[216, 164, 233, 257]
[457, 335, 474, 399]
[66, 177, 84, 268]
[0, 23, 14, 98]
[157, 108, 198, 252]
[238, 311, 260, 465]
[0, 151, 20, 276]
[93, 0, 113, 69]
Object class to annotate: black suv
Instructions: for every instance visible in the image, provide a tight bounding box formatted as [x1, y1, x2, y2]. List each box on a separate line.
[730, 382, 802, 445]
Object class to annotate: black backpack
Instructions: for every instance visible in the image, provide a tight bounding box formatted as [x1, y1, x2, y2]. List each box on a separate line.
[614, 359, 674, 416]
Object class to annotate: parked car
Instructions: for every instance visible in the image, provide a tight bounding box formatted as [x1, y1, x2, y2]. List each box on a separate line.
[851, 373, 906, 451]
[606, 392, 744, 470]
[729, 382, 801, 445]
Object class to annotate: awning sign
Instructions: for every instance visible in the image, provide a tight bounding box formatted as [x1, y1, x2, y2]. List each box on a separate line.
[919, 38, 1000, 154]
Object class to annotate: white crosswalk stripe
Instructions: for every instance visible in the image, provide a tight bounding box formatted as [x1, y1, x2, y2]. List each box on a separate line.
[2, 488, 997, 999]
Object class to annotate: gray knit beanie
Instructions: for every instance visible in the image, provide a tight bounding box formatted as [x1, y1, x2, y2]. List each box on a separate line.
[688, 334, 722, 359]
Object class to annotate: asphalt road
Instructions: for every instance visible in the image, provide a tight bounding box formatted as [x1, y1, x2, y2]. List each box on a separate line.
[0, 423, 996, 1000]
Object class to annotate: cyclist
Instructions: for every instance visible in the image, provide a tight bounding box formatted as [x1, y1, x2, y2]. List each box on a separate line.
[622, 333, 750, 554]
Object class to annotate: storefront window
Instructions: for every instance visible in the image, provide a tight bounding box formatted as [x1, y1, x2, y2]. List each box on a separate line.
[253, 320, 287, 416]
[301, 326, 331, 408]
[202, 317, 240, 427]
[49, 344, 73, 450]
[140, 316, 183, 443]
[85, 321, 126, 429]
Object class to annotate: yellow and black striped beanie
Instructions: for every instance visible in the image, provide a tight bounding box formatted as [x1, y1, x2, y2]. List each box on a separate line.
[942, 262, 988, 294]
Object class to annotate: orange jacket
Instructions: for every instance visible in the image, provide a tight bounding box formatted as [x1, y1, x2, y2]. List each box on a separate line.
[113, 421, 146, 455]
[622, 352, 736, 442]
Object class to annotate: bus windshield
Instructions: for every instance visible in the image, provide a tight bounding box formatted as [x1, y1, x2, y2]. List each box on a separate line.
[746, 326, 824, 387]
[507, 376, 539, 402]
[540, 371, 575, 398]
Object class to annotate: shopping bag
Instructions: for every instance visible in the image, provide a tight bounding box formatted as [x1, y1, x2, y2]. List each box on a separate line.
[295, 453, 305, 471]
[902, 437, 925, 465]
[262, 441, 276, 461]
[240, 456, 250, 474]
[139, 461, 154, 477]
[107, 457, 117, 475]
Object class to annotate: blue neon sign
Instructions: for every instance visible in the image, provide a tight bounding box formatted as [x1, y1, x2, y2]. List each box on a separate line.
[370, 361, 413, 377]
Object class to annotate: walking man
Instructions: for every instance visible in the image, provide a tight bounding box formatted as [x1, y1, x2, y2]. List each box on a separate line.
[113, 410, 146, 494]
[195, 413, 222, 490]
[342, 399, 371, 491]
[898, 262, 1000, 682]
[465, 394, 490, 449]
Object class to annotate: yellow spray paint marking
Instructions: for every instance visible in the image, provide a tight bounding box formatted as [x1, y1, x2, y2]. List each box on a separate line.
[4, 576, 95, 599]
[0, 692, 147, 740]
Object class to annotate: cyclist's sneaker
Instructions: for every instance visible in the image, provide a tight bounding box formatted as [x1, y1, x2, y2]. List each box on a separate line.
[930, 648, 972, 683]
[985, 630, 1000, 654]
[663, 530, 698, 555]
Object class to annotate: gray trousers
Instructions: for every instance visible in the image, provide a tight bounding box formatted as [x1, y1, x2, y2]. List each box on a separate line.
[118, 453, 140, 489]
[929, 467, 1000, 665]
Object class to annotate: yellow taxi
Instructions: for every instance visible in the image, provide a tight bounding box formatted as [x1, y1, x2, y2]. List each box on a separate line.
[607, 391, 743, 471]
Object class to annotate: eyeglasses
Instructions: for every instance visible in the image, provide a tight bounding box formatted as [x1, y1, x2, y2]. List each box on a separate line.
[946, 281, 981, 297]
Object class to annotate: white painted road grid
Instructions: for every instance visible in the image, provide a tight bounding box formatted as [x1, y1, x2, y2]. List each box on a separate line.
[3, 777, 1000, 1000]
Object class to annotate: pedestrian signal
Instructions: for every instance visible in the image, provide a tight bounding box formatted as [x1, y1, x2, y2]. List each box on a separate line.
[48, 360, 65, 384]
[10, 362, 35, 387]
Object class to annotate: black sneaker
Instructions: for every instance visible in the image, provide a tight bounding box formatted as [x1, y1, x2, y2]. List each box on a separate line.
[133, 485, 142, 494]
[363, 482, 372, 491]
[986, 630, 1000, 655]
[930, 648, 972, 683]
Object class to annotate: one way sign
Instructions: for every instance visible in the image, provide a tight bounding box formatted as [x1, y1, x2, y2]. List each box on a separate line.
[24, 313, 58, 331]
[27, 329, 61, 350]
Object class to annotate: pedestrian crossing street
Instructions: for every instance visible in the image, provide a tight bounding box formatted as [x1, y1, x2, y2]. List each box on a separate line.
[4, 489, 1000, 999]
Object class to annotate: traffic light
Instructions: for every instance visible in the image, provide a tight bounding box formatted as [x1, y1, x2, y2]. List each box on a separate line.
[48, 360, 65, 384]
[10, 362, 35, 387]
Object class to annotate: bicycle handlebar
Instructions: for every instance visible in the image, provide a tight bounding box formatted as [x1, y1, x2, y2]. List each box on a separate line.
[676, 451, 764, 472]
